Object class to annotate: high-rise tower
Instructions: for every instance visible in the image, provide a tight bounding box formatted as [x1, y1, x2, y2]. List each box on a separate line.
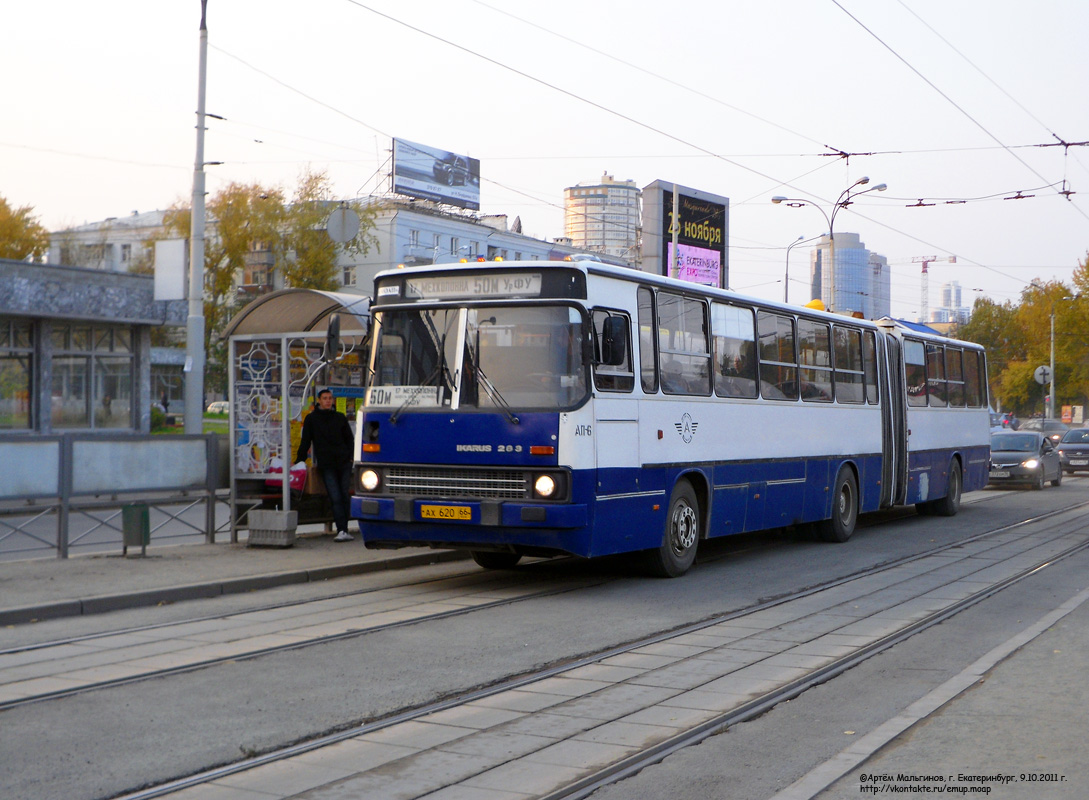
[564, 173, 641, 263]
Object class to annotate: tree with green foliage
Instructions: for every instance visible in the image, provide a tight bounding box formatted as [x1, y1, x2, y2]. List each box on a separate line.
[0, 194, 50, 261]
[164, 181, 286, 395]
[282, 169, 379, 289]
[960, 270, 1089, 416]
[163, 169, 379, 395]
[957, 296, 1025, 408]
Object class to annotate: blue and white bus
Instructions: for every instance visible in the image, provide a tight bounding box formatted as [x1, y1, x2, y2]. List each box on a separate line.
[350, 261, 990, 576]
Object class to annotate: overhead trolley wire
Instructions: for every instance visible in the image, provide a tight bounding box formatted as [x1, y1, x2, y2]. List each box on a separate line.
[831, 0, 1089, 224]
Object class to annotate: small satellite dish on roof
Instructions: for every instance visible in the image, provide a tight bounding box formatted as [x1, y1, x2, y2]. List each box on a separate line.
[326, 203, 360, 243]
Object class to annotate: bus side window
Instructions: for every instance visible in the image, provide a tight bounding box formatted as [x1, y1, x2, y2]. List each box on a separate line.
[946, 347, 965, 406]
[863, 330, 879, 404]
[592, 309, 634, 392]
[757, 311, 798, 400]
[904, 339, 927, 406]
[656, 292, 711, 395]
[964, 349, 984, 407]
[927, 344, 947, 407]
[833, 325, 864, 404]
[637, 287, 658, 393]
[798, 318, 833, 402]
[711, 302, 757, 398]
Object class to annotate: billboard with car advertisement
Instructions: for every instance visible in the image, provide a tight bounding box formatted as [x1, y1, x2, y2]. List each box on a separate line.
[392, 138, 480, 210]
[640, 181, 729, 289]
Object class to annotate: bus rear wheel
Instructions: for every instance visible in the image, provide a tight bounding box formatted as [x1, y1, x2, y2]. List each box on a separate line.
[471, 551, 522, 570]
[646, 481, 700, 577]
[818, 467, 858, 543]
[932, 459, 962, 516]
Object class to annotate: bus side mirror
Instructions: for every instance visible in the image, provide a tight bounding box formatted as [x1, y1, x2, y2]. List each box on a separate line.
[325, 313, 341, 363]
[600, 316, 628, 366]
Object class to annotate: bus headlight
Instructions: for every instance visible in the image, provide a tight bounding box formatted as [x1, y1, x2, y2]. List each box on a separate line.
[360, 469, 380, 491]
[1022, 459, 1039, 470]
[534, 474, 556, 498]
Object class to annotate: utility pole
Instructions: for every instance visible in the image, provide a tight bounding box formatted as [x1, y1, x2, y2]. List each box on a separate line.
[184, 0, 209, 435]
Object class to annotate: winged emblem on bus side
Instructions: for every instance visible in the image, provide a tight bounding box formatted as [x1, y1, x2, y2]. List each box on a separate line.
[674, 413, 698, 444]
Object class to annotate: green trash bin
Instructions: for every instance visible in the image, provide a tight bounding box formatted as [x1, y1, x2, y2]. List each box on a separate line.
[122, 503, 150, 556]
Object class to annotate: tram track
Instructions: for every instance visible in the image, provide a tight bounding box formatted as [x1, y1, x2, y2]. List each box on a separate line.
[0, 564, 524, 657]
[0, 567, 607, 712]
[110, 498, 1089, 800]
[2, 493, 1082, 720]
[0, 480, 1033, 660]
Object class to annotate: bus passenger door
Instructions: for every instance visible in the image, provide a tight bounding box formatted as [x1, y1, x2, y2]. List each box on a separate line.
[883, 334, 909, 505]
[589, 310, 646, 551]
[594, 397, 640, 497]
[591, 311, 640, 497]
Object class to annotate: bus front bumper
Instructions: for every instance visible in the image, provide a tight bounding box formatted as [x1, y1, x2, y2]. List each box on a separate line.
[351, 496, 588, 529]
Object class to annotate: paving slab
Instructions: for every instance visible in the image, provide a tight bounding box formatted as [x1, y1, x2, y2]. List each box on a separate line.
[0, 529, 468, 625]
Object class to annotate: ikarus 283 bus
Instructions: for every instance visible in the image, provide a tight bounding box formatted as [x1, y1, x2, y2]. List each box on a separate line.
[350, 261, 991, 576]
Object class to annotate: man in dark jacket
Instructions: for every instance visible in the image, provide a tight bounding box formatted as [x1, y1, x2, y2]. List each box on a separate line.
[294, 389, 355, 541]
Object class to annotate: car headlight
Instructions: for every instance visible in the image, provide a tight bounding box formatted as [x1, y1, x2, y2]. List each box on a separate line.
[534, 474, 556, 498]
[360, 469, 380, 491]
[1022, 459, 1039, 469]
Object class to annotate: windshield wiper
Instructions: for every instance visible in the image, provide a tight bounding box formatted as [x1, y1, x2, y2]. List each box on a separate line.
[390, 353, 448, 424]
[426, 316, 455, 393]
[389, 318, 454, 424]
[465, 341, 519, 425]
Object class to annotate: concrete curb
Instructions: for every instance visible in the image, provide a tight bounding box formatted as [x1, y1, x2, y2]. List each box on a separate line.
[0, 549, 470, 627]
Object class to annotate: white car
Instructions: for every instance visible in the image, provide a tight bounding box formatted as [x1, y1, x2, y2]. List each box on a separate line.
[206, 401, 229, 414]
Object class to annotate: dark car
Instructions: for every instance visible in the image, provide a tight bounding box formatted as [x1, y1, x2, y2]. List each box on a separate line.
[989, 431, 1062, 489]
[1018, 418, 1069, 443]
[432, 153, 471, 186]
[1056, 428, 1089, 474]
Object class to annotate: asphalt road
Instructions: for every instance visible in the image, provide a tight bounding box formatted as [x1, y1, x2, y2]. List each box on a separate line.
[3, 481, 1085, 800]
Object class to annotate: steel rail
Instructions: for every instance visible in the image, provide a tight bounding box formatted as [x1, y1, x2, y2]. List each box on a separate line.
[546, 535, 1089, 799]
[0, 577, 602, 712]
[109, 500, 1089, 800]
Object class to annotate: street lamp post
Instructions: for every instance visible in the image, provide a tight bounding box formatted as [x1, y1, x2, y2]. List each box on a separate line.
[784, 235, 803, 304]
[184, 0, 209, 435]
[1031, 281, 1078, 419]
[1049, 294, 1078, 419]
[772, 177, 886, 312]
[1050, 306, 1055, 419]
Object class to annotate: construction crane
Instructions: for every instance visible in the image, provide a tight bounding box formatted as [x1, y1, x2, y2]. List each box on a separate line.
[913, 255, 957, 323]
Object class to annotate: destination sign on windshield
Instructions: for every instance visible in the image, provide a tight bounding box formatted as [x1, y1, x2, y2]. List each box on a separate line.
[365, 385, 444, 408]
[404, 273, 542, 301]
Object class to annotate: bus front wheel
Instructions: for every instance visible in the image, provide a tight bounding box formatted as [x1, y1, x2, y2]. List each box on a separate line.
[646, 481, 700, 577]
[818, 467, 858, 543]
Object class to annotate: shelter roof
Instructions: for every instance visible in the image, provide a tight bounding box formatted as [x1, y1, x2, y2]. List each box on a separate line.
[221, 288, 370, 339]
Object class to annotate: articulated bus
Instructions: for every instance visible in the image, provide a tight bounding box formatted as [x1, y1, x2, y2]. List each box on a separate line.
[350, 261, 990, 577]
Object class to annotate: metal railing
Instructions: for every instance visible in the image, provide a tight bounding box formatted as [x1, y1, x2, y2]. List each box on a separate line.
[0, 433, 227, 559]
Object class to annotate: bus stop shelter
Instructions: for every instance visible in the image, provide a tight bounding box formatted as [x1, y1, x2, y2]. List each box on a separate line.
[221, 289, 370, 541]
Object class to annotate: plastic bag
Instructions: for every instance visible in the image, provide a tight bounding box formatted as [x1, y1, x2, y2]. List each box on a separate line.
[265, 458, 307, 492]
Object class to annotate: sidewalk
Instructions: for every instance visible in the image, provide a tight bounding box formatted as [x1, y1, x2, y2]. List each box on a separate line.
[803, 585, 1089, 800]
[0, 527, 468, 626]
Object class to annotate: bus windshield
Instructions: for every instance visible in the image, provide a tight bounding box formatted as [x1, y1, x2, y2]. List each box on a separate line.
[369, 304, 588, 411]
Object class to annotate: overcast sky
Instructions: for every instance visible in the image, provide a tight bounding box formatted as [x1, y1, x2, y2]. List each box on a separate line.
[4, 0, 1088, 319]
